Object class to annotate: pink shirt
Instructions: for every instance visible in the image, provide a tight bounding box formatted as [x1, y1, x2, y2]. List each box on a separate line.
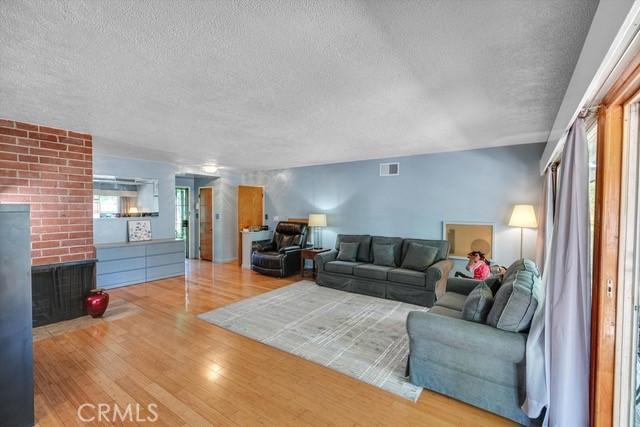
[468, 261, 491, 280]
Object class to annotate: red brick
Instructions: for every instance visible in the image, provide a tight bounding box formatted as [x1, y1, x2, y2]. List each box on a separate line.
[41, 247, 69, 256]
[39, 156, 67, 166]
[61, 238, 91, 247]
[32, 225, 61, 234]
[29, 180, 58, 188]
[29, 147, 59, 157]
[40, 172, 68, 181]
[32, 240, 60, 249]
[39, 126, 67, 136]
[41, 232, 69, 241]
[0, 160, 28, 170]
[0, 127, 27, 137]
[60, 151, 84, 161]
[39, 141, 67, 151]
[28, 131, 58, 142]
[67, 174, 91, 182]
[41, 218, 69, 225]
[0, 194, 29, 202]
[58, 137, 84, 146]
[67, 145, 91, 154]
[67, 245, 93, 254]
[68, 131, 91, 140]
[0, 143, 29, 154]
[0, 177, 28, 186]
[16, 138, 39, 148]
[0, 135, 17, 144]
[32, 256, 62, 265]
[31, 211, 59, 219]
[29, 163, 58, 172]
[31, 250, 42, 258]
[0, 153, 17, 161]
[0, 169, 17, 177]
[15, 122, 38, 131]
[18, 154, 38, 163]
[69, 231, 91, 239]
[67, 160, 91, 168]
[84, 140, 92, 147]
[18, 184, 40, 193]
[29, 195, 60, 203]
[0, 119, 15, 128]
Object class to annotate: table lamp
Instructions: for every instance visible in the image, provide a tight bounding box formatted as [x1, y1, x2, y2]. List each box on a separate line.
[508, 204, 538, 259]
[308, 213, 327, 249]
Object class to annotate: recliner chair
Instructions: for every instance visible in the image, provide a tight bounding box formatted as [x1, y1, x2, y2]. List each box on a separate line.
[251, 221, 308, 277]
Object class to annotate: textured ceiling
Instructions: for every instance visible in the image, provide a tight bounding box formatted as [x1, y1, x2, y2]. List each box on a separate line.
[0, 0, 598, 170]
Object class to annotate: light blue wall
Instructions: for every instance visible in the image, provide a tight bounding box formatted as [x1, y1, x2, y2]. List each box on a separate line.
[93, 155, 177, 244]
[242, 143, 545, 270]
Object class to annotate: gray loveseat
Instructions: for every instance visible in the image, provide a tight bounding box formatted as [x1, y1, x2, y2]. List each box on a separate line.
[315, 234, 453, 307]
[406, 259, 542, 425]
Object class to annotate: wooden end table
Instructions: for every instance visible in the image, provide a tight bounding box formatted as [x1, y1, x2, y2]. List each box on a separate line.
[300, 248, 330, 279]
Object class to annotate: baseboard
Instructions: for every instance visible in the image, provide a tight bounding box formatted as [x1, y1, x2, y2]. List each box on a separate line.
[214, 257, 238, 264]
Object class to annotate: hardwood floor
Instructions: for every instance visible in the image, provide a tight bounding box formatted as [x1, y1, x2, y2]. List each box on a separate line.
[34, 260, 514, 426]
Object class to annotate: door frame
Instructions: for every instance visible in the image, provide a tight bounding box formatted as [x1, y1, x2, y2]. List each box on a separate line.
[590, 51, 640, 427]
[198, 186, 214, 262]
[236, 185, 265, 265]
[175, 185, 190, 258]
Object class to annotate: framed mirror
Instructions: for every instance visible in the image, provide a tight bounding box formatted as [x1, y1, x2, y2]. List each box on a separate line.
[443, 221, 495, 260]
[93, 175, 159, 218]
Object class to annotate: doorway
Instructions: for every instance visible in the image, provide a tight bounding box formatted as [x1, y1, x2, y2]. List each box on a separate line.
[237, 185, 264, 264]
[175, 187, 190, 258]
[199, 187, 214, 261]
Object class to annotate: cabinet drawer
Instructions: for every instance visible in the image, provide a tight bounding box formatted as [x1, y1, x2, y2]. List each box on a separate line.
[146, 252, 184, 268]
[146, 242, 185, 256]
[146, 263, 185, 282]
[97, 245, 145, 261]
[96, 257, 145, 275]
[97, 269, 146, 289]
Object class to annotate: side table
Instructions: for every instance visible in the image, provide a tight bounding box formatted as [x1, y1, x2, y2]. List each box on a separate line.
[300, 248, 330, 279]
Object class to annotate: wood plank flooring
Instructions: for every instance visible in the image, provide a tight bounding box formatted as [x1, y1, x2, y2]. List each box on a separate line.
[34, 260, 514, 426]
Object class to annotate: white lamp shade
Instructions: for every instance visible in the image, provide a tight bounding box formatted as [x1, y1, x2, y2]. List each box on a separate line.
[308, 213, 327, 227]
[509, 204, 537, 228]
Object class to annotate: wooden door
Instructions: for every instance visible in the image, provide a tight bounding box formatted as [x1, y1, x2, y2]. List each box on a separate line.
[237, 185, 264, 264]
[199, 187, 213, 261]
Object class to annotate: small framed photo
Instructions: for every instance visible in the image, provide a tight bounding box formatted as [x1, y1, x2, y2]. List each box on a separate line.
[128, 220, 152, 242]
[443, 221, 495, 260]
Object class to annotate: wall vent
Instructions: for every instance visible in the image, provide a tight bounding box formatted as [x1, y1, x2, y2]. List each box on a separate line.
[379, 162, 400, 176]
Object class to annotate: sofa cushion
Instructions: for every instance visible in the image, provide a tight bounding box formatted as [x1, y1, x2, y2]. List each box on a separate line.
[372, 243, 396, 267]
[435, 292, 467, 311]
[401, 238, 450, 263]
[337, 242, 359, 262]
[429, 305, 463, 320]
[462, 283, 494, 323]
[251, 251, 282, 270]
[325, 260, 362, 275]
[503, 259, 540, 283]
[371, 236, 403, 266]
[401, 243, 439, 271]
[354, 264, 394, 281]
[487, 270, 540, 332]
[335, 235, 372, 262]
[388, 268, 426, 287]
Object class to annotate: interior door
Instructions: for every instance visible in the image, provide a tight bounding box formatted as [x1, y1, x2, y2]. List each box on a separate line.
[199, 187, 213, 261]
[237, 185, 264, 264]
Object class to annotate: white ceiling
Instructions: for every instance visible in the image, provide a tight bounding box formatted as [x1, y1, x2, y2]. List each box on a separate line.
[0, 0, 598, 171]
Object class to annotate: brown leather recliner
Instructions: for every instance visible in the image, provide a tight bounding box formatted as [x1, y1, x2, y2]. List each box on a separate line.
[251, 221, 309, 277]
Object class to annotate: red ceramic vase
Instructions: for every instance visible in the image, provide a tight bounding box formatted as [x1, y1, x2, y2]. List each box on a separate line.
[85, 289, 109, 318]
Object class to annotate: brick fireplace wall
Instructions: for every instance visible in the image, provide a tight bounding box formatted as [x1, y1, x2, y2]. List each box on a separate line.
[0, 119, 94, 265]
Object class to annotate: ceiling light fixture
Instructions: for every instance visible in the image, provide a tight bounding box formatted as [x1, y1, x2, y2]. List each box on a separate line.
[202, 165, 218, 174]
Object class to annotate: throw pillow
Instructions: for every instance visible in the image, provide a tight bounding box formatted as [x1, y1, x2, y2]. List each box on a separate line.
[400, 243, 439, 271]
[372, 243, 396, 267]
[486, 270, 540, 332]
[462, 283, 494, 323]
[337, 242, 359, 262]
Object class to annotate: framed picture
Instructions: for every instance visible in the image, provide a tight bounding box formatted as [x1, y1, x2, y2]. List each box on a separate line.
[442, 221, 495, 260]
[128, 220, 152, 242]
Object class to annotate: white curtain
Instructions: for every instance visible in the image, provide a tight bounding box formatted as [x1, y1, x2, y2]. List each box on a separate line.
[535, 168, 555, 273]
[523, 118, 591, 425]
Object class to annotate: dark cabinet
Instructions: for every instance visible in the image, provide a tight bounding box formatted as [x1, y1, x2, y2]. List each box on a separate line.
[0, 204, 34, 426]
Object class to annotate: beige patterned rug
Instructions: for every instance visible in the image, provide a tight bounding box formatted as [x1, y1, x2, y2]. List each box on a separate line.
[198, 280, 426, 401]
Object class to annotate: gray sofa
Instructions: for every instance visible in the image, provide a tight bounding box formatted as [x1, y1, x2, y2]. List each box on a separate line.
[406, 260, 542, 425]
[315, 234, 453, 307]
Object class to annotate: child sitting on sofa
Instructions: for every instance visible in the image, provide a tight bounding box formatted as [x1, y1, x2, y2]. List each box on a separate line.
[454, 251, 491, 280]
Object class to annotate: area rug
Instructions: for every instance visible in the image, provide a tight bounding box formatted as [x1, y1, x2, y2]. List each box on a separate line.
[198, 281, 427, 401]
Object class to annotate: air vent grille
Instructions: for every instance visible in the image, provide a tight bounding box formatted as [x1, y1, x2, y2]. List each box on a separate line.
[379, 162, 400, 176]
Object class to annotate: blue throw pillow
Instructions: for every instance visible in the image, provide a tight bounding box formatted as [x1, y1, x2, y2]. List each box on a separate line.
[401, 243, 439, 271]
[373, 243, 396, 267]
[337, 242, 359, 262]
